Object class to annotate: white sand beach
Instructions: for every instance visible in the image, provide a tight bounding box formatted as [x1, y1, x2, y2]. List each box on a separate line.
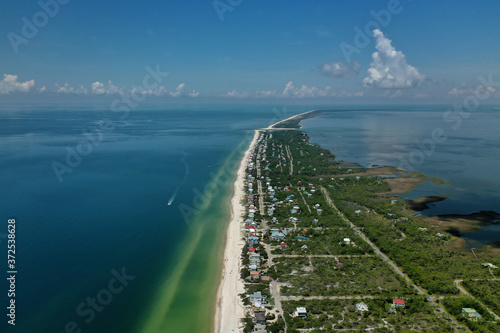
[214, 110, 316, 332]
[214, 130, 261, 333]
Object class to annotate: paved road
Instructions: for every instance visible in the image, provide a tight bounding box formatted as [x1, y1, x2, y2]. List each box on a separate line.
[285, 145, 293, 175]
[321, 186, 470, 331]
[257, 180, 265, 216]
[281, 295, 376, 301]
[296, 185, 312, 213]
[272, 254, 373, 258]
[270, 281, 288, 332]
[455, 279, 500, 320]
[320, 186, 423, 294]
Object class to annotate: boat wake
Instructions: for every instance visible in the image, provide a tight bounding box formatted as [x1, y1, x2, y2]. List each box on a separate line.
[167, 151, 190, 206]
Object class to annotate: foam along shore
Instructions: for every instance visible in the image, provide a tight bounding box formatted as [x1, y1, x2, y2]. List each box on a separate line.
[213, 130, 261, 333]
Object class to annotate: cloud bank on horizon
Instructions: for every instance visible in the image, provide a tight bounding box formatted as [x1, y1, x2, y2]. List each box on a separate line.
[2, 1, 500, 102]
[0, 76, 200, 98]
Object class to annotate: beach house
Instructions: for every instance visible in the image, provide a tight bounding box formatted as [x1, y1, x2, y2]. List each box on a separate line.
[250, 271, 260, 281]
[393, 298, 405, 308]
[253, 323, 268, 333]
[249, 235, 259, 246]
[294, 307, 307, 318]
[462, 308, 482, 319]
[272, 232, 285, 241]
[254, 309, 266, 323]
[249, 253, 261, 266]
[356, 302, 369, 313]
[249, 291, 268, 305]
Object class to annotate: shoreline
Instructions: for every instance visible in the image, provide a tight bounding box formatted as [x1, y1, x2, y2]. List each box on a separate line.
[213, 130, 260, 333]
[266, 109, 317, 129]
[214, 109, 318, 332]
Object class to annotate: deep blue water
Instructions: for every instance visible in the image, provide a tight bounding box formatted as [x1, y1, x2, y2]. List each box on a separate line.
[0, 104, 311, 333]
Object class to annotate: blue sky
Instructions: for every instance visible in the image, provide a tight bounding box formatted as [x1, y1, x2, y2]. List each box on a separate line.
[1, 0, 500, 103]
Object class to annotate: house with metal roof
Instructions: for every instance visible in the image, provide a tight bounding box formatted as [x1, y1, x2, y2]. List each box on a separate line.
[356, 302, 369, 313]
[462, 308, 482, 319]
[294, 307, 307, 318]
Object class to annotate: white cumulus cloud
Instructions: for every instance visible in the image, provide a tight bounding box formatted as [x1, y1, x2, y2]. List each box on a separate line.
[91, 81, 106, 95]
[0, 74, 35, 94]
[55, 83, 88, 94]
[169, 83, 185, 97]
[91, 81, 123, 95]
[363, 30, 426, 89]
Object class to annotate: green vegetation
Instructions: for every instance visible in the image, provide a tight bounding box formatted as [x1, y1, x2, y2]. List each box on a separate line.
[272, 256, 412, 296]
[239, 129, 500, 332]
[462, 279, 500, 316]
[442, 297, 498, 332]
[282, 298, 455, 332]
[269, 227, 374, 255]
[268, 130, 499, 295]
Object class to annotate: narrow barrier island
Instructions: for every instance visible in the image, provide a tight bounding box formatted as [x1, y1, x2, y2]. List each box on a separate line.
[227, 116, 500, 333]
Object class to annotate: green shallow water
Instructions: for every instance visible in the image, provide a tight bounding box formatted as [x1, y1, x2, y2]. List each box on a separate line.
[0, 105, 278, 333]
[136, 140, 248, 333]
